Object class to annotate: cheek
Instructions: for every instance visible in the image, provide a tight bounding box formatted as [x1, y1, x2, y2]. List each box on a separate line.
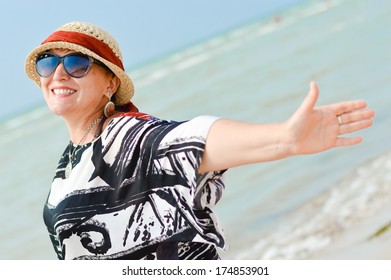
[40, 76, 49, 87]
[40, 79, 51, 99]
[84, 72, 109, 96]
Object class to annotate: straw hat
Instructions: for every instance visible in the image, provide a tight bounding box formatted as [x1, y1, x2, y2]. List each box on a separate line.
[25, 21, 134, 105]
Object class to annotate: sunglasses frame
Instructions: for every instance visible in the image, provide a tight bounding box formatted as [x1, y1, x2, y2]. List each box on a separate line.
[35, 52, 110, 78]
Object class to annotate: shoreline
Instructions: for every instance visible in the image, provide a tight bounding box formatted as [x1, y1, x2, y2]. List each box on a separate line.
[308, 202, 391, 260]
[229, 151, 391, 260]
[307, 151, 391, 260]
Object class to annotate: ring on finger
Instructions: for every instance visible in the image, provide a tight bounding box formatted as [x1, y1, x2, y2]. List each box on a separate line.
[337, 115, 343, 125]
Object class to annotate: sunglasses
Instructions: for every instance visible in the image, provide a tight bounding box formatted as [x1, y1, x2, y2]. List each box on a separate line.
[35, 52, 109, 78]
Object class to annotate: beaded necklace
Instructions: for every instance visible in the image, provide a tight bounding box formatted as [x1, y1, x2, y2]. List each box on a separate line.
[65, 115, 105, 178]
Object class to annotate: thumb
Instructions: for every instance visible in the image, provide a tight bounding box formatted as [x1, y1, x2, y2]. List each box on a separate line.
[299, 81, 319, 112]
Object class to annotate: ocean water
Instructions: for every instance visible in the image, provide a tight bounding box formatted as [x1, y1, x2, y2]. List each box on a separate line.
[1, 0, 390, 260]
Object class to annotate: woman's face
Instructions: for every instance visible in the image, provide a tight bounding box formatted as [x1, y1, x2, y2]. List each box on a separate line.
[39, 49, 114, 118]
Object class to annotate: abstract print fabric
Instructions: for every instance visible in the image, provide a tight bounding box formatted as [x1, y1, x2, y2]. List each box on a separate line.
[43, 112, 227, 259]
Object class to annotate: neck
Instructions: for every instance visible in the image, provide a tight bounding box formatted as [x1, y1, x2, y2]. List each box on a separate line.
[65, 113, 105, 145]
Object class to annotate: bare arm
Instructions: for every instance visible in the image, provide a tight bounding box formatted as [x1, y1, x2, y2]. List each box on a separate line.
[199, 82, 375, 173]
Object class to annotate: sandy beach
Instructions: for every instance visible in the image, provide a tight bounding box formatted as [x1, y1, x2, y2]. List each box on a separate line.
[308, 153, 391, 260]
[228, 151, 391, 260]
[310, 203, 391, 260]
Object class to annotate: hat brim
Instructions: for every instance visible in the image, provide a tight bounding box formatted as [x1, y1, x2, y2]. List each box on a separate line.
[25, 41, 134, 106]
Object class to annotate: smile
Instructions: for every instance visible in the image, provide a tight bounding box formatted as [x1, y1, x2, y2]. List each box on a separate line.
[52, 89, 76, 95]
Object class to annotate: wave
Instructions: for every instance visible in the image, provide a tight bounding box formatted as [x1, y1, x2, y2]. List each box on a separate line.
[234, 150, 391, 259]
[0, 106, 60, 145]
[130, 0, 343, 90]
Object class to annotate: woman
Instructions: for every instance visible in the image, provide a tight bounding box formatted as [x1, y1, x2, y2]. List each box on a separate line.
[25, 22, 375, 260]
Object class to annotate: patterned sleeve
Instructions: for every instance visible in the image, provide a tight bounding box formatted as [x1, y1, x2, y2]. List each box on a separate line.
[153, 115, 221, 189]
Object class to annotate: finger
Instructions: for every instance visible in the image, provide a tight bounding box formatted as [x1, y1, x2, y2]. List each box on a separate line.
[299, 81, 319, 112]
[338, 108, 376, 125]
[338, 119, 374, 135]
[336, 136, 363, 147]
[330, 100, 368, 116]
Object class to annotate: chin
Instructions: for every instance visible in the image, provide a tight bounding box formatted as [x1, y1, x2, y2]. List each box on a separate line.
[47, 104, 72, 117]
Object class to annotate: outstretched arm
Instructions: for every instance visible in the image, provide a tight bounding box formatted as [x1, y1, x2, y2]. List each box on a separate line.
[199, 82, 375, 173]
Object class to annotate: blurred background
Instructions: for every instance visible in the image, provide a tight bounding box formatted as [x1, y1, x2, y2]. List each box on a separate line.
[1, 0, 390, 260]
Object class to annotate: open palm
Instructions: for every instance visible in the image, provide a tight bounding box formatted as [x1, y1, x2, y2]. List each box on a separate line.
[287, 82, 375, 155]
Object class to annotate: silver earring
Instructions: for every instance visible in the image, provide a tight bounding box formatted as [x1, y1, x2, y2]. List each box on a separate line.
[104, 92, 115, 117]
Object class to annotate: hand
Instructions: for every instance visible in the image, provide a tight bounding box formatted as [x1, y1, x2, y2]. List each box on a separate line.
[286, 82, 375, 155]
[199, 81, 375, 173]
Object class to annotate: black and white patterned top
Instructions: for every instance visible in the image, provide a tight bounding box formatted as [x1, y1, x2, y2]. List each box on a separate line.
[43, 112, 227, 260]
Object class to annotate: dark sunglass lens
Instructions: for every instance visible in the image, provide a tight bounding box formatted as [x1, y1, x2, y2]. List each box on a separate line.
[64, 54, 91, 78]
[35, 54, 59, 77]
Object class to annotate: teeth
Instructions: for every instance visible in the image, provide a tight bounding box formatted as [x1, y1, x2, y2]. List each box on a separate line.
[53, 89, 76, 95]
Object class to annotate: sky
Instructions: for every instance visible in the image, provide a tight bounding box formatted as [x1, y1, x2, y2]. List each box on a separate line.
[0, 0, 302, 120]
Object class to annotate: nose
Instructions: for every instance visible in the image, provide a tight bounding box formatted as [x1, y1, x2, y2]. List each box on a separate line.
[51, 62, 69, 81]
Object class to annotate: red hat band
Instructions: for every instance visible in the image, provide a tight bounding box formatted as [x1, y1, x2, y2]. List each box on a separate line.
[42, 30, 124, 70]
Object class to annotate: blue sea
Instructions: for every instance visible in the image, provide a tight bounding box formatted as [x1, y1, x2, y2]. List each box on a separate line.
[1, 0, 390, 259]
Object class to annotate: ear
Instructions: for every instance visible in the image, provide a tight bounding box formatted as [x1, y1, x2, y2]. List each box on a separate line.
[106, 75, 120, 94]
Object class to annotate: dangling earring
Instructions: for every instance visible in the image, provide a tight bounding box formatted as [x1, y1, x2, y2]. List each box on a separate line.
[104, 92, 115, 117]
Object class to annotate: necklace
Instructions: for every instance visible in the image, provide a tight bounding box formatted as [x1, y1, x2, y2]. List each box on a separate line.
[65, 115, 105, 178]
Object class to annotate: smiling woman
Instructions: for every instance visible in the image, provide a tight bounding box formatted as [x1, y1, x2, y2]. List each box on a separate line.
[24, 21, 375, 260]
[38, 49, 117, 123]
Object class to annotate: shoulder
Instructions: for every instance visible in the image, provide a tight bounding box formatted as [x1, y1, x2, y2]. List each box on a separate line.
[103, 113, 221, 140]
[118, 111, 159, 121]
[109, 111, 159, 123]
[101, 111, 161, 130]
[101, 112, 174, 140]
